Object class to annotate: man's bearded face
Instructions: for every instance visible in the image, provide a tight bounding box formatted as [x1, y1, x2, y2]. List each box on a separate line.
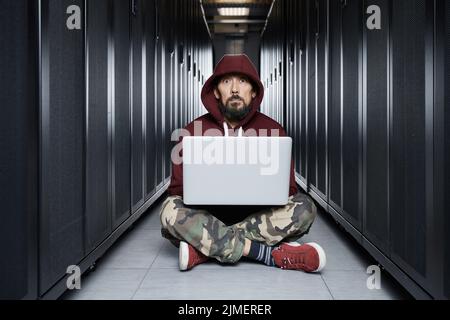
[213, 73, 257, 122]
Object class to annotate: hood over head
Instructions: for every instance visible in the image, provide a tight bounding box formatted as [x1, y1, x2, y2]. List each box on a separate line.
[201, 54, 265, 128]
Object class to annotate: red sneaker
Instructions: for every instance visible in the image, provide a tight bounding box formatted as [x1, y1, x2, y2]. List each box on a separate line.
[272, 242, 326, 273]
[179, 241, 209, 271]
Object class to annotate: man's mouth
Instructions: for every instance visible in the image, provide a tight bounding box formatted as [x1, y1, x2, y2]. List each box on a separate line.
[228, 95, 243, 102]
[229, 100, 243, 108]
[229, 98, 243, 104]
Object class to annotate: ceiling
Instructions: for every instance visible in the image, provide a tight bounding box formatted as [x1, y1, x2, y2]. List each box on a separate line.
[202, 0, 272, 5]
[201, 0, 273, 36]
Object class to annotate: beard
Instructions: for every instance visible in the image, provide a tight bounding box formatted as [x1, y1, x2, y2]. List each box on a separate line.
[218, 95, 252, 122]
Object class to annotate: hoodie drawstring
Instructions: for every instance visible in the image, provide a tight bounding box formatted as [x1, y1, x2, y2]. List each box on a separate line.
[223, 122, 243, 137]
[223, 122, 229, 137]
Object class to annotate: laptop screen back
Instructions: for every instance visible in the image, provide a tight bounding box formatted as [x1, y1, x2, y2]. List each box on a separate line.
[182, 136, 292, 205]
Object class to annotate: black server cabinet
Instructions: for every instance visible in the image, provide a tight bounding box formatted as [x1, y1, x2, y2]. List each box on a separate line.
[285, 0, 294, 158]
[443, 0, 450, 300]
[307, 0, 317, 191]
[187, 3, 193, 124]
[164, 0, 173, 181]
[363, 0, 390, 254]
[144, 0, 156, 200]
[269, 7, 275, 121]
[306, 0, 328, 201]
[274, 13, 278, 122]
[85, 0, 111, 251]
[260, 0, 448, 300]
[195, 26, 199, 121]
[328, 0, 342, 210]
[112, 0, 132, 228]
[390, 0, 435, 294]
[39, 0, 85, 295]
[271, 34, 274, 121]
[197, 2, 202, 118]
[172, 0, 178, 165]
[179, 0, 186, 129]
[276, 3, 283, 125]
[131, 0, 145, 212]
[270, 7, 275, 121]
[293, 0, 302, 181]
[185, 39, 189, 125]
[299, 0, 308, 185]
[0, 0, 39, 300]
[170, 0, 179, 175]
[279, 4, 284, 124]
[0, 0, 213, 300]
[290, 0, 296, 144]
[192, 3, 197, 121]
[176, 0, 182, 129]
[154, 0, 162, 187]
[340, 0, 362, 229]
[186, 0, 191, 127]
[435, 0, 448, 300]
[296, 0, 306, 186]
[179, 0, 187, 129]
[315, 0, 328, 199]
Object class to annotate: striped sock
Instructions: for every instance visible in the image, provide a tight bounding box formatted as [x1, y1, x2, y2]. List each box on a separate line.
[246, 241, 276, 267]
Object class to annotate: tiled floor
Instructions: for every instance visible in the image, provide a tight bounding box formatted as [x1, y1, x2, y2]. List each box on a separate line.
[62, 195, 412, 300]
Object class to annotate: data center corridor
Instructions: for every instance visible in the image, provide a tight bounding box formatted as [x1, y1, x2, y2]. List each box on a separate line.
[62, 197, 410, 300]
[1, 0, 449, 300]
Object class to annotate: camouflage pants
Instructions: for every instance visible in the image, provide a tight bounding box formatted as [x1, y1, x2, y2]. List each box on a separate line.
[159, 192, 317, 264]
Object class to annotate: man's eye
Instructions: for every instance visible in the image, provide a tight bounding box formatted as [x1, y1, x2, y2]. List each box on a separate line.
[240, 79, 247, 83]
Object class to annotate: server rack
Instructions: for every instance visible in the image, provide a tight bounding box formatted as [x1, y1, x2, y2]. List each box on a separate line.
[0, 0, 213, 299]
[440, 0, 450, 300]
[261, 0, 449, 300]
[0, 0, 39, 300]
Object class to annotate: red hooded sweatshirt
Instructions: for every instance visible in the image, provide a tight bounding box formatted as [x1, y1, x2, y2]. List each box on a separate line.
[168, 54, 298, 198]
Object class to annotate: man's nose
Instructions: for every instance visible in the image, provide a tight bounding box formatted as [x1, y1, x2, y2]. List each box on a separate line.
[231, 79, 239, 94]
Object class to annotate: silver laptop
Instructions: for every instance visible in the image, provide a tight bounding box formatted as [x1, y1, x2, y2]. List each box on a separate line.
[182, 136, 292, 205]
